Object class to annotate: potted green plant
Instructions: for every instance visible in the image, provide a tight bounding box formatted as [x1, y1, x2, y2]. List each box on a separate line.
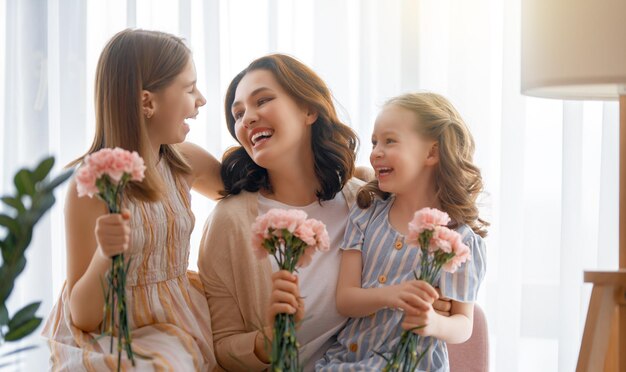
[0, 157, 72, 365]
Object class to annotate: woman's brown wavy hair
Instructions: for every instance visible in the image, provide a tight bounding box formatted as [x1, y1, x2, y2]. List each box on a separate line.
[220, 54, 358, 201]
[357, 92, 489, 237]
[68, 29, 192, 201]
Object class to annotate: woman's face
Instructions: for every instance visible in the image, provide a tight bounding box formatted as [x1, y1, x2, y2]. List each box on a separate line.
[150, 58, 206, 145]
[230, 69, 317, 170]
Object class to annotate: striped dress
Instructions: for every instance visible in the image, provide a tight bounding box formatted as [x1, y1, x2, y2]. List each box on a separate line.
[42, 161, 217, 371]
[316, 197, 486, 372]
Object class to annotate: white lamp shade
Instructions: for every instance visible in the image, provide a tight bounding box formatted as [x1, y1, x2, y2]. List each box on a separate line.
[521, 0, 626, 100]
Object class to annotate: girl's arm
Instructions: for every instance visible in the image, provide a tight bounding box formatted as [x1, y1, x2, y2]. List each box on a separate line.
[336, 250, 438, 318]
[178, 142, 223, 200]
[65, 179, 131, 332]
[401, 289, 474, 344]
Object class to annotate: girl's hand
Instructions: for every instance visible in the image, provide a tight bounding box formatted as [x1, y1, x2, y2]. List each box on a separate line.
[401, 303, 440, 337]
[94, 209, 130, 259]
[399, 281, 439, 336]
[385, 280, 439, 313]
[267, 270, 305, 326]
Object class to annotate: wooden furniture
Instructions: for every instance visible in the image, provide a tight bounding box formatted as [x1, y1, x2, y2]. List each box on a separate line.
[576, 271, 626, 372]
[521, 1, 626, 370]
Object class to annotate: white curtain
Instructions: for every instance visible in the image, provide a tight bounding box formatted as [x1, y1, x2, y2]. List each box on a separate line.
[0, 0, 619, 370]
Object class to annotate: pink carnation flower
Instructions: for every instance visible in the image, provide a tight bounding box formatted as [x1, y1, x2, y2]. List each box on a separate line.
[430, 226, 460, 253]
[294, 218, 330, 268]
[433, 226, 471, 273]
[252, 209, 329, 269]
[76, 147, 146, 199]
[442, 241, 470, 273]
[407, 207, 451, 246]
[310, 219, 330, 252]
[75, 166, 99, 197]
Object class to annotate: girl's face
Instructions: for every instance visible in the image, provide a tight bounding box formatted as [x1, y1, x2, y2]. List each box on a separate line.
[149, 58, 206, 145]
[231, 69, 317, 170]
[370, 105, 438, 194]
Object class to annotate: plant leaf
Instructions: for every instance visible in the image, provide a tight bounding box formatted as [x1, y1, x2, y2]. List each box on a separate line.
[0, 303, 8, 327]
[40, 169, 73, 193]
[32, 157, 55, 183]
[7, 301, 40, 330]
[13, 170, 35, 197]
[0, 197, 25, 214]
[0, 214, 19, 237]
[4, 317, 42, 342]
[0, 344, 38, 358]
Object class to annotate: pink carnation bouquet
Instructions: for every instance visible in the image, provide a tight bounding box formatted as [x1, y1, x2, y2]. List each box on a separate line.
[251, 208, 330, 372]
[383, 207, 470, 372]
[75, 147, 145, 370]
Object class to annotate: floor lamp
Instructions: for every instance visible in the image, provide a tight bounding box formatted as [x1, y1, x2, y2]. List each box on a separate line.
[521, 0, 626, 371]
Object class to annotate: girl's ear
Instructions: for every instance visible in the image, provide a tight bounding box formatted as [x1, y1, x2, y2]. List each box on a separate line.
[425, 142, 439, 166]
[305, 107, 318, 126]
[141, 90, 156, 119]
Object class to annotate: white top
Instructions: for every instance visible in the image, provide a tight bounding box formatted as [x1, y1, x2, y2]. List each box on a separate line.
[258, 192, 349, 371]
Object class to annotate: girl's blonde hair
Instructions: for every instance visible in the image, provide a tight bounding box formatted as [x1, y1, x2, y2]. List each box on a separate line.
[357, 92, 489, 237]
[69, 29, 192, 201]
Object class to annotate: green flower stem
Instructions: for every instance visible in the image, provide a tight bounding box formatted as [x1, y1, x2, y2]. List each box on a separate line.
[266, 229, 308, 372]
[97, 179, 134, 371]
[383, 231, 453, 371]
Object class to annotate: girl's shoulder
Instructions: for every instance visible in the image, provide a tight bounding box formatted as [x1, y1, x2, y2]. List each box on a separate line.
[453, 224, 485, 247]
[347, 195, 392, 227]
[342, 177, 366, 207]
[453, 223, 487, 267]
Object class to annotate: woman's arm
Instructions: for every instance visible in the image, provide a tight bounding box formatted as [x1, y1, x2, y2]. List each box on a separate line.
[198, 205, 270, 371]
[65, 179, 130, 332]
[336, 250, 438, 318]
[178, 142, 223, 200]
[401, 291, 474, 344]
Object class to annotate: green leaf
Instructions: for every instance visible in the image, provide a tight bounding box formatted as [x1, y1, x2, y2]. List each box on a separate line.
[1, 196, 25, 214]
[40, 169, 73, 193]
[4, 317, 42, 341]
[32, 157, 55, 183]
[0, 214, 19, 236]
[14, 170, 35, 196]
[0, 344, 38, 358]
[0, 303, 8, 326]
[7, 301, 41, 330]
[26, 193, 55, 227]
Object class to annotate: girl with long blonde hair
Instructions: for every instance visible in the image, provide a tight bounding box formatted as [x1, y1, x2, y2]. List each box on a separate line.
[43, 29, 221, 370]
[317, 92, 488, 371]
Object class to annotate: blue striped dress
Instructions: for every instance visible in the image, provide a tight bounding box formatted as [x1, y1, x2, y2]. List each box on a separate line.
[316, 197, 486, 372]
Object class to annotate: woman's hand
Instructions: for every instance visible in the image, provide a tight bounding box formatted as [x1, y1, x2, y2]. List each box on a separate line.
[94, 209, 130, 259]
[385, 280, 438, 313]
[267, 270, 305, 326]
[432, 289, 452, 316]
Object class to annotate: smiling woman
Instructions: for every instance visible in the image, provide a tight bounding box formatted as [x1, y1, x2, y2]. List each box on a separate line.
[198, 54, 363, 371]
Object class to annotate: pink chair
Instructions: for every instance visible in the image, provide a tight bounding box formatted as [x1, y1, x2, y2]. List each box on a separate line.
[448, 303, 489, 372]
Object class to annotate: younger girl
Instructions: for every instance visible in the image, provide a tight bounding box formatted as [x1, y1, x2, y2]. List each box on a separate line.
[317, 92, 487, 371]
[43, 29, 221, 370]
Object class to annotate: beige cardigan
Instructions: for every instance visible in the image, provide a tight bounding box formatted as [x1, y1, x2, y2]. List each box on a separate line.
[198, 179, 363, 371]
